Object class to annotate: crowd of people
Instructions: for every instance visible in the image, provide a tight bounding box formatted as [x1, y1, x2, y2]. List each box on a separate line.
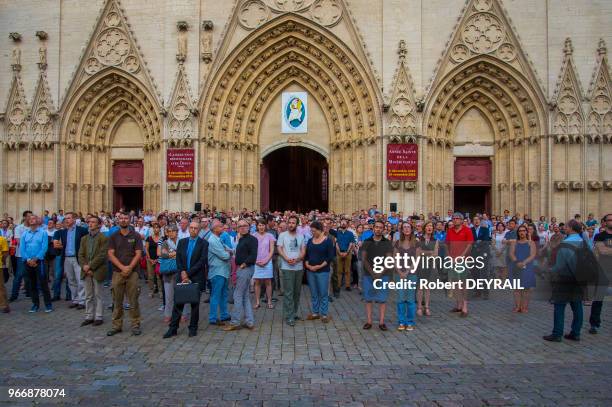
[0, 205, 609, 343]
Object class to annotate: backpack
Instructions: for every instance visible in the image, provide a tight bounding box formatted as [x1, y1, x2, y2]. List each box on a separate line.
[558, 241, 605, 286]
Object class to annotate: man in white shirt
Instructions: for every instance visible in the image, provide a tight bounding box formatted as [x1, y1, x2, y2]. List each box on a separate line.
[134, 217, 150, 240]
[277, 215, 306, 326]
[177, 217, 190, 240]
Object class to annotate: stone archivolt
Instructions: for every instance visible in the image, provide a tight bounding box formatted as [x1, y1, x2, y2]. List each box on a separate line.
[200, 14, 381, 212]
[238, 0, 343, 31]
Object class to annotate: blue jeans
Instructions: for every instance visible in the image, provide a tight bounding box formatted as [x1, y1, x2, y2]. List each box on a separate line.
[10, 258, 28, 299]
[209, 275, 229, 323]
[553, 301, 583, 337]
[397, 301, 416, 326]
[52, 256, 72, 299]
[307, 271, 329, 316]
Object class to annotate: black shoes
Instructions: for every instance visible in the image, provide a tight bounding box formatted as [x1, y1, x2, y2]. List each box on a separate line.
[345, 287, 352, 292]
[564, 333, 580, 341]
[589, 327, 598, 334]
[80, 319, 94, 327]
[131, 327, 142, 336]
[163, 329, 177, 339]
[542, 335, 562, 342]
[93, 320, 103, 326]
[188, 329, 197, 337]
[107, 328, 122, 336]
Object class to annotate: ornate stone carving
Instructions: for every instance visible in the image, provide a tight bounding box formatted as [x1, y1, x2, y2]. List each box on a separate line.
[35, 31, 48, 40]
[179, 182, 192, 191]
[387, 40, 418, 136]
[15, 183, 28, 192]
[5, 66, 29, 144]
[4, 183, 16, 192]
[462, 12, 504, 54]
[497, 182, 508, 191]
[388, 181, 401, 190]
[239, 0, 270, 29]
[554, 181, 569, 191]
[603, 181, 612, 191]
[11, 48, 21, 71]
[552, 38, 584, 135]
[167, 182, 179, 191]
[403, 181, 417, 191]
[310, 0, 342, 27]
[527, 181, 539, 191]
[569, 181, 584, 190]
[587, 181, 602, 190]
[201, 20, 214, 63]
[585, 39, 611, 137]
[30, 183, 42, 192]
[176, 21, 188, 63]
[38, 46, 48, 71]
[41, 182, 54, 192]
[9, 32, 22, 42]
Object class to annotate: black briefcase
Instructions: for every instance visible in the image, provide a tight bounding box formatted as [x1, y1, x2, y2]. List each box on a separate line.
[174, 281, 201, 305]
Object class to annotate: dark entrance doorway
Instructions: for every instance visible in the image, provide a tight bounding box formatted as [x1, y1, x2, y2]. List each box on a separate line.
[454, 157, 492, 216]
[261, 146, 328, 212]
[112, 160, 144, 212]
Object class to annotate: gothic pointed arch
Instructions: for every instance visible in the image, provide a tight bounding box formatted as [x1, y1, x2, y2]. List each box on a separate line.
[3, 67, 29, 148]
[422, 0, 548, 216]
[387, 40, 418, 137]
[30, 69, 56, 147]
[58, 0, 163, 213]
[167, 63, 197, 147]
[551, 38, 585, 138]
[199, 14, 382, 212]
[585, 39, 612, 140]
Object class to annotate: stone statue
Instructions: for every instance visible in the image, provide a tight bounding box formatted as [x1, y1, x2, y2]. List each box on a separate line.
[177, 34, 187, 62]
[39, 46, 47, 67]
[12, 48, 21, 66]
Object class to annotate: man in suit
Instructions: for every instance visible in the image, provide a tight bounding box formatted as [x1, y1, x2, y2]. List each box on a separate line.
[78, 216, 108, 326]
[163, 221, 208, 338]
[471, 215, 492, 299]
[53, 212, 89, 309]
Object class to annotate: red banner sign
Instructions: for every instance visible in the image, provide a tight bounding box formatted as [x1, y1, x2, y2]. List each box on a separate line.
[387, 143, 418, 181]
[166, 149, 195, 182]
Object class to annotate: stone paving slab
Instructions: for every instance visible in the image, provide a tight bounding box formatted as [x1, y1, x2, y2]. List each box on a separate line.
[1, 278, 611, 405]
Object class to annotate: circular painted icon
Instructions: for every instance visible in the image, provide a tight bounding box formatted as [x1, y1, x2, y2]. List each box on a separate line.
[285, 96, 306, 129]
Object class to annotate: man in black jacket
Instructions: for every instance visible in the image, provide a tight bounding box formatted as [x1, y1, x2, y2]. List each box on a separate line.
[164, 221, 208, 338]
[471, 215, 492, 299]
[224, 219, 258, 331]
[53, 213, 89, 309]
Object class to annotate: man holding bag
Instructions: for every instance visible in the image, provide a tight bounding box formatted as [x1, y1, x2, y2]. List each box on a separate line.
[163, 221, 208, 338]
[78, 216, 108, 326]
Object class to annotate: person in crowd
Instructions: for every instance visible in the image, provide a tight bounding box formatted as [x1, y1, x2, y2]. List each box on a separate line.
[590, 214, 611, 334]
[21, 215, 51, 313]
[335, 218, 355, 293]
[9, 210, 32, 302]
[145, 223, 163, 300]
[543, 220, 586, 342]
[53, 212, 88, 309]
[446, 213, 474, 317]
[508, 224, 537, 313]
[78, 216, 108, 326]
[106, 212, 143, 336]
[207, 219, 231, 325]
[394, 222, 418, 331]
[177, 217, 190, 240]
[471, 216, 492, 299]
[0, 230, 10, 313]
[158, 225, 189, 323]
[277, 215, 306, 326]
[304, 221, 335, 323]
[361, 220, 394, 330]
[224, 219, 258, 331]
[164, 221, 207, 338]
[416, 221, 438, 315]
[253, 219, 276, 309]
[492, 221, 508, 280]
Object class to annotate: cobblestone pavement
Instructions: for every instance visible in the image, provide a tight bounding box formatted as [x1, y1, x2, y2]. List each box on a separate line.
[1, 278, 611, 406]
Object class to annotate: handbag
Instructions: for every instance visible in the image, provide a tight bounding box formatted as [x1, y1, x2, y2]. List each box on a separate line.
[174, 280, 201, 305]
[158, 257, 177, 275]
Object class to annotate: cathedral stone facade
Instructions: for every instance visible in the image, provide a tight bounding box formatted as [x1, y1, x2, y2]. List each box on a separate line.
[1, 0, 611, 218]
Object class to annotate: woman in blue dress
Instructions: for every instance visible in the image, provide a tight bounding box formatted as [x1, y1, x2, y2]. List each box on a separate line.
[509, 224, 537, 313]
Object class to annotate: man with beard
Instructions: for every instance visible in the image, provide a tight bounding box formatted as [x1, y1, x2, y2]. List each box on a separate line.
[78, 216, 108, 326]
[277, 215, 306, 326]
[107, 213, 143, 336]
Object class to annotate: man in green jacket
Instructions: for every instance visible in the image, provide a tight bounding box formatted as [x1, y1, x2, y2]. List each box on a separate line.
[78, 216, 108, 326]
